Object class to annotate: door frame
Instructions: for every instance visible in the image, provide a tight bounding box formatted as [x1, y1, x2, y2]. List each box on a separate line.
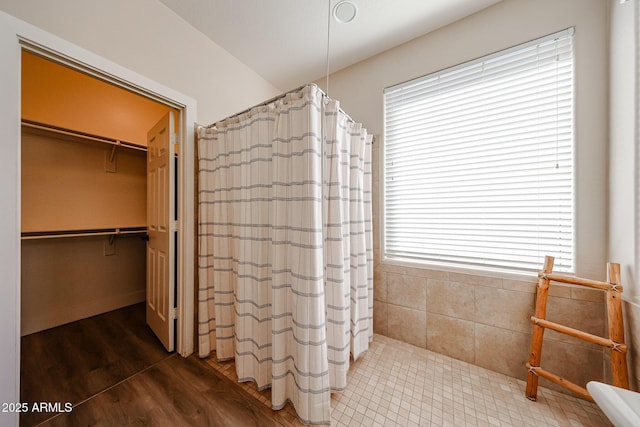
[0, 11, 196, 422]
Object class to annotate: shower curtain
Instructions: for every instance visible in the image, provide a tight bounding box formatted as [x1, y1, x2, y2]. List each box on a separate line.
[197, 84, 373, 425]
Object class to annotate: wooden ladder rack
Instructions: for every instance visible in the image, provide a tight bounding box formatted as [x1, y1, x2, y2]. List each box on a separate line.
[525, 255, 630, 402]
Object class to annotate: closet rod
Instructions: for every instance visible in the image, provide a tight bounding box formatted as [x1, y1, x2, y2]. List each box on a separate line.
[21, 120, 147, 153]
[21, 227, 147, 240]
[204, 83, 356, 128]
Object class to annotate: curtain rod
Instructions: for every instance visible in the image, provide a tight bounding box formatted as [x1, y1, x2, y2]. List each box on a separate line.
[203, 83, 355, 129]
[22, 120, 148, 152]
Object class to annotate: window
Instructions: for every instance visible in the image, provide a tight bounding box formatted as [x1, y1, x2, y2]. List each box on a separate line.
[383, 29, 574, 273]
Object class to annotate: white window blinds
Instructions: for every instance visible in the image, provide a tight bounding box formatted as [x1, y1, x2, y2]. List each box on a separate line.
[383, 28, 574, 273]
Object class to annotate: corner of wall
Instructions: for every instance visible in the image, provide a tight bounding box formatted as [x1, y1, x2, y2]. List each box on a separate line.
[623, 297, 640, 391]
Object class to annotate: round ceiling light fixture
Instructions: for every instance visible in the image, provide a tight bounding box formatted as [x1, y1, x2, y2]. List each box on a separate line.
[333, 0, 358, 24]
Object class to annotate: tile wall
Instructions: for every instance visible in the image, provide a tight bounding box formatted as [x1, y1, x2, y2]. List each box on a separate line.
[371, 262, 608, 394]
[370, 139, 620, 395]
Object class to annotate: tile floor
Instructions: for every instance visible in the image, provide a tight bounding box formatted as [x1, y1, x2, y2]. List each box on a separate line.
[204, 334, 611, 427]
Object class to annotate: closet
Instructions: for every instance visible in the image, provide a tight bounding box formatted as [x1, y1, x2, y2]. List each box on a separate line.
[20, 51, 178, 338]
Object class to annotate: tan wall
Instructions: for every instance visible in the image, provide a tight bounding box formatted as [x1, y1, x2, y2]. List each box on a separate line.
[21, 235, 146, 335]
[373, 263, 607, 392]
[20, 124, 148, 334]
[608, 0, 640, 392]
[21, 127, 147, 232]
[22, 51, 177, 146]
[20, 54, 158, 334]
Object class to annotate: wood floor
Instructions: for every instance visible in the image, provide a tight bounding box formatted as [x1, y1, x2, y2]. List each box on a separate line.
[20, 304, 285, 427]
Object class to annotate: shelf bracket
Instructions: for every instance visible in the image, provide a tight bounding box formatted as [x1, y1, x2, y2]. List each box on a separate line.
[105, 141, 120, 173]
[104, 234, 116, 256]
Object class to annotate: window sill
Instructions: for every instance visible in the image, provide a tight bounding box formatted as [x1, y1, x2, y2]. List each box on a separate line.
[380, 254, 541, 283]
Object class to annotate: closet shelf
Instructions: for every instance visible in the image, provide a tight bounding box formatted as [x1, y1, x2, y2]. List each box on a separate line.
[21, 120, 147, 152]
[21, 227, 147, 240]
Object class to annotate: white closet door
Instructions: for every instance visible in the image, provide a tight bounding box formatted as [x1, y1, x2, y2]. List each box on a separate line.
[146, 111, 176, 351]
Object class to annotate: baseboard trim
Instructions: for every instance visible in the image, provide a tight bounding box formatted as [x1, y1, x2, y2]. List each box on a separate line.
[21, 290, 145, 336]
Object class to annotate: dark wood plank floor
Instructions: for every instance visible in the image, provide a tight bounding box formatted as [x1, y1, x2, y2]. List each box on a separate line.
[20, 304, 285, 427]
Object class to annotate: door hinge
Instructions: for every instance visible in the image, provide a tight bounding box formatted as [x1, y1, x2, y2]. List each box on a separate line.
[171, 133, 179, 152]
[170, 220, 179, 232]
[170, 306, 178, 320]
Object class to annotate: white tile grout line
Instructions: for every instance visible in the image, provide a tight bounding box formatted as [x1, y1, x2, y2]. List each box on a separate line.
[204, 335, 612, 427]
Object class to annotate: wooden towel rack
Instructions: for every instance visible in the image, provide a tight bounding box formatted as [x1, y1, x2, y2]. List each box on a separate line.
[525, 255, 629, 402]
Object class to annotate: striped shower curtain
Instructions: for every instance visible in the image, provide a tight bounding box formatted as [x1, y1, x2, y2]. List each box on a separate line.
[197, 84, 373, 425]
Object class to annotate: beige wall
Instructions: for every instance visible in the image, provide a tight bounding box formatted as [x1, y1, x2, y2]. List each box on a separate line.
[609, 0, 640, 391]
[0, 0, 280, 125]
[20, 52, 157, 334]
[21, 236, 146, 335]
[21, 51, 179, 146]
[610, 0, 638, 298]
[319, 0, 609, 279]
[22, 128, 147, 233]
[21, 119, 149, 334]
[319, 0, 614, 392]
[373, 260, 607, 393]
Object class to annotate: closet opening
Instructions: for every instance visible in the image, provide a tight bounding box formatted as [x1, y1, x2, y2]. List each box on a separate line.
[19, 50, 186, 416]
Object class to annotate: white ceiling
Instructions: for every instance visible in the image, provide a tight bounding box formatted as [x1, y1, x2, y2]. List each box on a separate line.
[159, 0, 502, 91]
